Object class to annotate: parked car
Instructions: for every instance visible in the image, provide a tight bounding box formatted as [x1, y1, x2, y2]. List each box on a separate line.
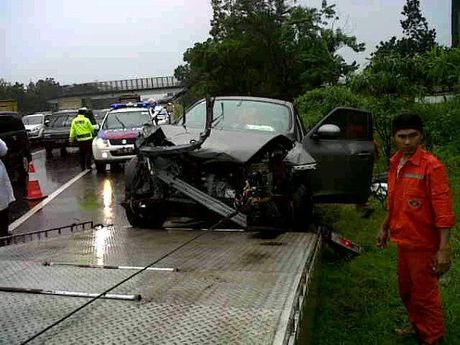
[0, 111, 31, 192]
[92, 103, 154, 173]
[42, 110, 78, 157]
[43, 109, 98, 157]
[22, 113, 47, 140]
[123, 96, 375, 230]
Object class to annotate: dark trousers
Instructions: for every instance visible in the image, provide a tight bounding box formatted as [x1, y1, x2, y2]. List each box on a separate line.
[78, 140, 93, 171]
[0, 207, 9, 244]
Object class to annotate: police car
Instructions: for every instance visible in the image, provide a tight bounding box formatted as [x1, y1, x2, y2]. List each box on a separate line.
[92, 103, 154, 173]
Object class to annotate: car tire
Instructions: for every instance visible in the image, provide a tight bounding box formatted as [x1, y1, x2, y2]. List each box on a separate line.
[95, 161, 106, 174]
[125, 206, 166, 229]
[60, 147, 68, 157]
[45, 145, 53, 157]
[110, 162, 122, 172]
[124, 157, 141, 200]
[291, 184, 313, 232]
[125, 207, 147, 228]
[125, 157, 167, 229]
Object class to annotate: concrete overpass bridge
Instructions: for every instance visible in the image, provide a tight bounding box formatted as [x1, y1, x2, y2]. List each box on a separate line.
[49, 76, 185, 110]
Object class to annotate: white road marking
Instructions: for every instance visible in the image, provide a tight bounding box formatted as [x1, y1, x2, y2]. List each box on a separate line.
[32, 149, 45, 156]
[10, 169, 91, 231]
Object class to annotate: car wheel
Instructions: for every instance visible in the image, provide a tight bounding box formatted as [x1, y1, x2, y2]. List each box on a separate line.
[45, 145, 53, 157]
[125, 205, 166, 229]
[291, 184, 313, 232]
[125, 207, 147, 228]
[124, 157, 142, 199]
[95, 161, 106, 174]
[125, 157, 167, 229]
[60, 147, 68, 157]
[110, 162, 123, 172]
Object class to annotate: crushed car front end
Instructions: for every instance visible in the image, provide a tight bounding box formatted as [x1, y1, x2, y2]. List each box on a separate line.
[123, 97, 316, 230]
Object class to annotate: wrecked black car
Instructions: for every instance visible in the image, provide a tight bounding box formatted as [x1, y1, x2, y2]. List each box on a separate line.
[123, 96, 375, 230]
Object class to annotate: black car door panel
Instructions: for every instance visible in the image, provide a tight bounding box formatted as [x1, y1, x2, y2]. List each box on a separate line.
[303, 107, 375, 203]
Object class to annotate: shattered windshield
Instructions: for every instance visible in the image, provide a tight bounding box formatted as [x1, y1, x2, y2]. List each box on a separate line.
[103, 110, 151, 130]
[184, 99, 291, 134]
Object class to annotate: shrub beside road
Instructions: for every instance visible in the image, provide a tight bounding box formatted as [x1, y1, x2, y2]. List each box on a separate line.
[312, 159, 459, 345]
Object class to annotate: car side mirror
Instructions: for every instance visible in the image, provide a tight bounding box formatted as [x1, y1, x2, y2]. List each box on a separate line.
[314, 124, 341, 140]
[44, 119, 50, 127]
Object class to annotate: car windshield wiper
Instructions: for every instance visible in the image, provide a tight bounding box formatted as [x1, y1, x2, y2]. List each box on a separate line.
[114, 115, 126, 130]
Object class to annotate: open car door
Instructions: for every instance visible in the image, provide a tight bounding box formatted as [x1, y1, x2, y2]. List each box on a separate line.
[303, 107, 375, 204]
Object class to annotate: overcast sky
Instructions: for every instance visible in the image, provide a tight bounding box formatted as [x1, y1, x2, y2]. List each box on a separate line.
[0, 0, 451, 85]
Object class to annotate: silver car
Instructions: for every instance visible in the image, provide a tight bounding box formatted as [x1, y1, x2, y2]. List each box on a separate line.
[22, 113, 47, 140]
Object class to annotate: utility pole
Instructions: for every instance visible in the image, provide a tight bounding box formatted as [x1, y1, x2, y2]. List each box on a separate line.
[453, 0, 459, 47]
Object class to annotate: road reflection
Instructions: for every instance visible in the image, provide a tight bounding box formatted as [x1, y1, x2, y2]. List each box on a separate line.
[103, 178, 113, 224]
[93, 226, 109, 266]
[92, 178, 114, 265]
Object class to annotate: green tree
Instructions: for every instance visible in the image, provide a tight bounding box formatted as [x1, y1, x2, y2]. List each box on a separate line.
[373, 0, 437, 58]
[175, 0, 364, 103]
[24, 78, 61, 113]
[352, 0, 444, 98]
[422, 46, 460, 92]
[350, 53, 424, 97]
[0, 78, 61, 113]
[0, 80, 27, 111]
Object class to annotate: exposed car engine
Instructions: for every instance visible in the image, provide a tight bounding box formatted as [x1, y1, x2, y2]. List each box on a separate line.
[122, 96, 354, 231]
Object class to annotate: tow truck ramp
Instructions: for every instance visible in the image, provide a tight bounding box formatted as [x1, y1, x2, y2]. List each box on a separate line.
[0, 223, 321, 345]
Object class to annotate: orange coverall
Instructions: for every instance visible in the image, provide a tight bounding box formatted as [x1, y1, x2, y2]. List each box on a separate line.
[388, 147, 456, 344]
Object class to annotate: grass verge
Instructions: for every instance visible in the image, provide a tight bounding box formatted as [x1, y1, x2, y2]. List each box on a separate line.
[312, 168, 459, 345]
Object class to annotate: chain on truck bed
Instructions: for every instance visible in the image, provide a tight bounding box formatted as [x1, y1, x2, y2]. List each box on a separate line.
[13, 205, 246, 344]
[1, 212, 321, 345]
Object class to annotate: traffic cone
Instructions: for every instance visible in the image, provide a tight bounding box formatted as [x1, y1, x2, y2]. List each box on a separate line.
[26, 161, 47, 201]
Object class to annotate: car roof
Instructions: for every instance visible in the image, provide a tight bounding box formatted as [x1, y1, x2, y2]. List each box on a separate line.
[23, 113, 45, 118]
[205, 96, 293, 107]
[108, 107, 151, 114]
[51, 110, 78, 115]
[0, 112, 25, 132]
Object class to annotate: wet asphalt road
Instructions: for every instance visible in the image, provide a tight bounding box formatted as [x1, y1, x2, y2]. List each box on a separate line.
[9, 148, 129, 235]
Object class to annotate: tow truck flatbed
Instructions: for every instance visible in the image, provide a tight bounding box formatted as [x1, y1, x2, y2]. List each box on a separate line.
[0, 225, 320, 345]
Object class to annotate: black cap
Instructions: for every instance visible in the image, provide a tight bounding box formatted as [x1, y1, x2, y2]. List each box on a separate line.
[392, 113, 424, 135]
[78, 107, 88, 116]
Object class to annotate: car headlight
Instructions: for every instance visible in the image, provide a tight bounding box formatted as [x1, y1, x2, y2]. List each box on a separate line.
[95, 138, 109, 149]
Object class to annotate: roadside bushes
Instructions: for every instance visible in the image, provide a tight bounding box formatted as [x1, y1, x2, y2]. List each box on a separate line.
[294, 87, 460, 166]
[417, 96, 460, 151]
[294, 86, 366, 131]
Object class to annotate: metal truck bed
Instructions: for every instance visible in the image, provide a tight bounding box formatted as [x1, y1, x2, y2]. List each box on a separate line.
[0, 225, 320, 345]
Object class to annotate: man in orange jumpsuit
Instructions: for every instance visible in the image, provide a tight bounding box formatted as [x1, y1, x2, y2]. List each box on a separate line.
[377, 113, 455, 345]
